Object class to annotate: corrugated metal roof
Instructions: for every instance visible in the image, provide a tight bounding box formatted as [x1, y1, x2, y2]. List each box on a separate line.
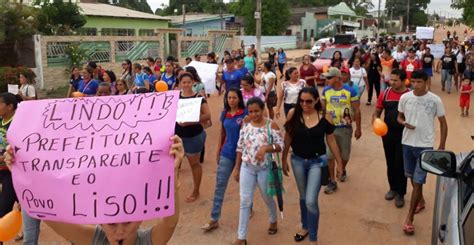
[78, 3, 170, 21]
[170, 14, 234, 25]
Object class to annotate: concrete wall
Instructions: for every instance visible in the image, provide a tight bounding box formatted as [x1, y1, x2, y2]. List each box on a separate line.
[239, 36, 298, 52]
[84, 16, 169, 36]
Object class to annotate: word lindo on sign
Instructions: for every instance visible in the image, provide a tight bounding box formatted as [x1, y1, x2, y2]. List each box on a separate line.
[8, 91, 179, 224]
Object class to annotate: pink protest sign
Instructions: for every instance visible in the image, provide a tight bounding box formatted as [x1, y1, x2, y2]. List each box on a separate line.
[7, 91, 179, 224]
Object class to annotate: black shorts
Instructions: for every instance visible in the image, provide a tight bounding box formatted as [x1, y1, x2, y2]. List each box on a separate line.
[458, 63, 466, 74]
[265, 91, 277, 109]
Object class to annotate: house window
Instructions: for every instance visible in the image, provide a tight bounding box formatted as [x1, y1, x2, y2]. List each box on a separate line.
[101, 28, 135, 36]
[286, 29, 292, 35]
[139, 29, 155, 36]
[310, 29, 314, 38]
[303, 29, 307, 42]
[77, 28, 97, 36]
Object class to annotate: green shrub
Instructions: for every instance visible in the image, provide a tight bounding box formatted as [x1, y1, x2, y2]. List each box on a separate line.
[0, 66, 36, 93]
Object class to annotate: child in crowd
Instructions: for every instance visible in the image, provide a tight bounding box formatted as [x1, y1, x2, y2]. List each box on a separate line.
[460, 78, 472, 116]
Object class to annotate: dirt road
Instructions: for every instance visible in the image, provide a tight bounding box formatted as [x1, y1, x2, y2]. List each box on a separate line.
[6, 28, 474, 244]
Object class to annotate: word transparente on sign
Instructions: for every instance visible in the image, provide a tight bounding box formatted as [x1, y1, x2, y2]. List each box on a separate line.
[176, 97, 202, 123]
[8, 91, 179, 224]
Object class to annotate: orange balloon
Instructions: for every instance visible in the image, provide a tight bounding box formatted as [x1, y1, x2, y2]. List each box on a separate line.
[373, 118, 388, 137]
[155, 81, 168, 92]
[0, 210, 22, 241]
[322, 64, 329, 73]
[405, 79, 410, 86]
[71, 91, 84, 97]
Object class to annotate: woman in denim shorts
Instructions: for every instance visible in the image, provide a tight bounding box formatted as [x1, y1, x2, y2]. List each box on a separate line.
[175, 72, 211, 203]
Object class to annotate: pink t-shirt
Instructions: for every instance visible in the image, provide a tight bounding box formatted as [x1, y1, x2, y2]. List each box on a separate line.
[241, 88, 265, 105]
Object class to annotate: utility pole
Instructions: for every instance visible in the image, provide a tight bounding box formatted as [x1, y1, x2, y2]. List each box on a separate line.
[406, 0, 410, 33]
[255, 0, 262, 55]
[182, 4, 186, 36]
[377, 0, 381, 36]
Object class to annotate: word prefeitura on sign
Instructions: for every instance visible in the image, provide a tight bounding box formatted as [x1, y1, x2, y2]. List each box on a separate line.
[8, 91, 179, 224]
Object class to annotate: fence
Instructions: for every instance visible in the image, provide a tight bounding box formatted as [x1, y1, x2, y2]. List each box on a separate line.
[238, 36, 298, 52]
[37, 29, 238, 90]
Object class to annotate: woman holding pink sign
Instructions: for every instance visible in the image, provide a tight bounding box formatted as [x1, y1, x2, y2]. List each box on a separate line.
[4, 135, 184, 245]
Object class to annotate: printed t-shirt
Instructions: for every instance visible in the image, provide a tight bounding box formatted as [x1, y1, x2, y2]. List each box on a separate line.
[222, 69, 244, 91]
[400, 58, 421, 80]
[422, 54, 434, 69]
[77, 79, 99, 95]
[398, 91, 445, 148]
[161, 73, 176, 90]
[219, 109, 248, 161]
[282, 80, 306, 104]
[0, 117, 12, 170]
[322, 84, 358, 127]
[349, 67, 367, 88]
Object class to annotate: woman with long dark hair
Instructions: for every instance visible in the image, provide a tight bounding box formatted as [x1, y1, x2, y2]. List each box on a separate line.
[102, 70, 117, 95]
[283, 87, 342, 244]
[365, 52, 382, 105]
[330, 51, 344, 69]
[202, 88, 247, 232]
[67, 67, 81, 97]
[175, 72, 211, 202]
[121, 59, 133, 89]
[274, 67, 306, 118]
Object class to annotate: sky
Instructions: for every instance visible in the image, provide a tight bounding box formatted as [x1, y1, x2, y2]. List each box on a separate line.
[146, 0, 463, 18]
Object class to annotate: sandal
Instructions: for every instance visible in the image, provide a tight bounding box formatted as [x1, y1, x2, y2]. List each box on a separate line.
[201, 221, 219, 232]
[403, 224, 415, 235]
[414, 203, 425, 214]
[294, 231, 309, 242]
[268, 223, 278, 235]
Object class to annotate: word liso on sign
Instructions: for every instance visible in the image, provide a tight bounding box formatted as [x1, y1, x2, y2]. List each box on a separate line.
[7, 91, 179, 224]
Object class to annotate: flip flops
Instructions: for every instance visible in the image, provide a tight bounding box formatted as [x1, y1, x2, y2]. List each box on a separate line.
[294, 231, 309, 242]
[201, 221, 219, 232]
[403, 224, 415, 235]
[415, 203, 425, 214]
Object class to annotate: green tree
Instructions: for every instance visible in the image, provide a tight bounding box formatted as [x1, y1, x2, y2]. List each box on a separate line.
[385, 0, 430, 27]
[452, 0, 474, 27]
[230, 0, 291, 35]
[35, 0, 86, 35]
[0, 2, 38, 66]
[116, 0, 153, 14]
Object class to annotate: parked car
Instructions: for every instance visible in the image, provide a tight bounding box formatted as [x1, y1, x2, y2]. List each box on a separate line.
[312, 44, 356, 85]
[419, 150, 473, 245]
[309, 38, 332, 59]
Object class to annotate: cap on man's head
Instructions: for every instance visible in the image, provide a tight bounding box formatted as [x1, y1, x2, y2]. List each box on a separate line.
[322, 67, 342, 78]
[225, 58, 234, 64]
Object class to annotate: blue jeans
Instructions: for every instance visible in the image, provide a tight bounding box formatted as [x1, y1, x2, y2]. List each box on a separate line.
[210, 156, 235, 221]
[22, 210, 41, 244]
[291, 154, 326, 242]
[441, 69, 453, 92]
[238, 164, 277, 239]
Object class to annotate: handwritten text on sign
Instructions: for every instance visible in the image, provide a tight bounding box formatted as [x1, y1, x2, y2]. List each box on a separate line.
[176, 97, 202, 123]
[8, 91, 179, 224]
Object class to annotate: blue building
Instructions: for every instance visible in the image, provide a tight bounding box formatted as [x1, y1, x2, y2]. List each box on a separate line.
[170, 14, 235, 36]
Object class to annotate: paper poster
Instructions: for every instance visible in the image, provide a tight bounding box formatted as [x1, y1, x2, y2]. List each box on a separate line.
[427, 44, 445, 59]
[176, 97, 202, 123]
[7, 91, 179, 224]
[8, 84, 19, 95]
[416, 27, 434, 40]
[188, 61, 219, 94]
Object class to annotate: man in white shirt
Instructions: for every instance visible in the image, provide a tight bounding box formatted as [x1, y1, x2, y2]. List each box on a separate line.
[397, 70, 448, 235]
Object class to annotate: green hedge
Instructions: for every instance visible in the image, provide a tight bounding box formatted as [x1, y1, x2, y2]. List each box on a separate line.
[0, 66, 36, 93]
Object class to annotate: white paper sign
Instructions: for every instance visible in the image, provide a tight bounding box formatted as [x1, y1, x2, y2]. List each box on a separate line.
[188, 61, 219, 94]
[427, 44, 446, 59]
[176, 97, 203, 123]
[416, 27, 434, 40]
[8, 84, 19, 95]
